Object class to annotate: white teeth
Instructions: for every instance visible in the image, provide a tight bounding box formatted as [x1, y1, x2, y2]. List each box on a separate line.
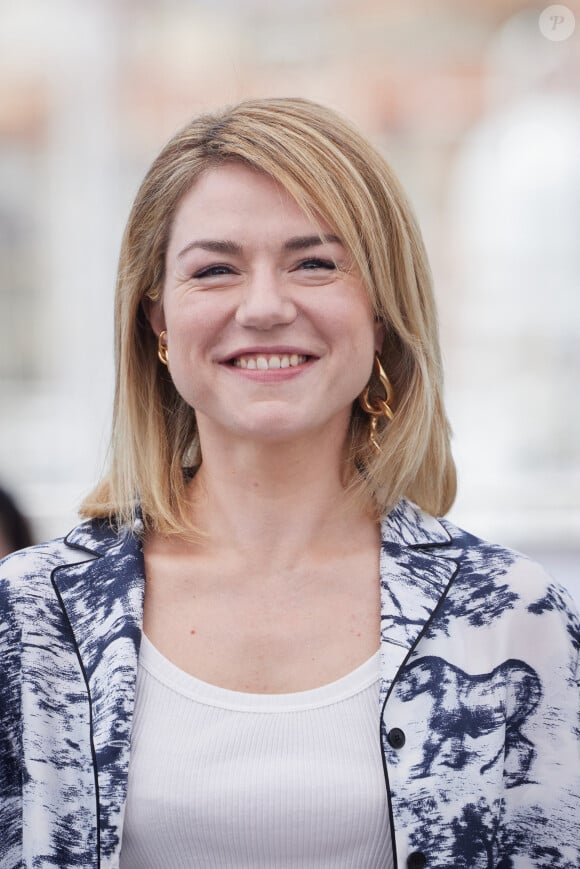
[232, 353, 308, 369]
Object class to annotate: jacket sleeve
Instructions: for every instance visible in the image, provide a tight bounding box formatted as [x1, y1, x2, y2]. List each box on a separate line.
[498, 579, 580, 867]
[0, 557, 23, 869]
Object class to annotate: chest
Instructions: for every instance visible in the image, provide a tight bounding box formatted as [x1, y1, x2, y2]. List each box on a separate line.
[142, 549, 381, 693]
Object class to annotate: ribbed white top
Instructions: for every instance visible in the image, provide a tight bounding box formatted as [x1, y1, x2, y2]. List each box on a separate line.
[120, 634, 393, 868]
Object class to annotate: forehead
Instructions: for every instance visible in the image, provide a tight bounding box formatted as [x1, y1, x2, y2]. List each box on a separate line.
[181, 162, 291, 203]
[167, 162, 334, 249]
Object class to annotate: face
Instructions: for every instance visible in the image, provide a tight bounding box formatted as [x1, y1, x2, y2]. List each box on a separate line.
[147, 162, 383, 448]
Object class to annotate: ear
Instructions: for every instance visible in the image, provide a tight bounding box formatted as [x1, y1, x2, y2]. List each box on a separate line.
[373, 320, 386, 354]
[142, 295, 166, 337]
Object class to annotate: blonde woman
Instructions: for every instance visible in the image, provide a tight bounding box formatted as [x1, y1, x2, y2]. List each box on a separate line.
[0, 98, 578, 869]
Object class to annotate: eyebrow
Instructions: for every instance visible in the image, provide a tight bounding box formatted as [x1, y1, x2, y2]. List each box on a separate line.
[284, 234, 342, 251]
[176, 234, 343, 260]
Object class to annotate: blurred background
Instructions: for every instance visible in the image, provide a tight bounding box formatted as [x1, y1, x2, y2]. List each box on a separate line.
[0, 0, 579, 599]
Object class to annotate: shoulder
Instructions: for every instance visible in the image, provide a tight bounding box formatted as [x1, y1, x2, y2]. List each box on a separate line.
[0, 536, 71, 597]
[386, 500, 579, 651]
[0, 517, 131, 607]
[441, 513, 576, 609]
[438, 514, 579, 663]
[384, 499, 559, 597]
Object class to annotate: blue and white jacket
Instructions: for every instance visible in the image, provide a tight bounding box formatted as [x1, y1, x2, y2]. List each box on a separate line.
[0, 500, 578, 869]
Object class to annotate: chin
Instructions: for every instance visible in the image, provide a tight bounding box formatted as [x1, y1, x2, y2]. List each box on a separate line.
[228, 411, 317, 442]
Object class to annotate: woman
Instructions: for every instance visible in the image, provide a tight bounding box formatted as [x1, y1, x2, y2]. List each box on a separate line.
[0, 98, 578, 869]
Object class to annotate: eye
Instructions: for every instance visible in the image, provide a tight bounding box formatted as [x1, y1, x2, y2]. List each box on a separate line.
[193, 264, 236, 278]
[296, 257, 337, 271]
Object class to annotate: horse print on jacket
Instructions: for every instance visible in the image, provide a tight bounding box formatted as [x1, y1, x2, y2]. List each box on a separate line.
[399, 656, 542, 787]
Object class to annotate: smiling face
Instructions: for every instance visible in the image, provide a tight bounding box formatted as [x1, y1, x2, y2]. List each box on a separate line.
[147, 162, 383, 451]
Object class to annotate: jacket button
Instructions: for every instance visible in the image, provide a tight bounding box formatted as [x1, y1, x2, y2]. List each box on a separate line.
[407, 851, 427, 869]
[387, 727, 406, 749]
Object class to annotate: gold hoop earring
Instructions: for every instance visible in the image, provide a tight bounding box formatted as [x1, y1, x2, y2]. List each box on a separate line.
[157, 331, 169, 367]
[359, 354, 394, 452]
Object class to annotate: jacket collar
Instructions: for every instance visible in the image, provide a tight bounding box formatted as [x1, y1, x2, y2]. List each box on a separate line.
[381, 498, 452, 548]
[378, 499, 459, 707]
[64, 513, 145, 555]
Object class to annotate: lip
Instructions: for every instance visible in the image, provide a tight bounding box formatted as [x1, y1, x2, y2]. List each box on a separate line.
[218, 348, 318, 382]
[223, 359, 316, 382]
[219, 345, 319, 363]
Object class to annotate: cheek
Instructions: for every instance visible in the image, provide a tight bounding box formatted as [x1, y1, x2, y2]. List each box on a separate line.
[325, 318, 377, 396]
[342, 308, 381, 357]
[162, 316, 202, 398]
[163, 304, 226, 400]
[165, 299, 220, 352]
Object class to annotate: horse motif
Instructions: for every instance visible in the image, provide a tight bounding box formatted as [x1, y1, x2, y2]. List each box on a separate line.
[398, 656, 542, 787]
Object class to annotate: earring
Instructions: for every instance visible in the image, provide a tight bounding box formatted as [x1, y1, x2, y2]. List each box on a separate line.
[157, 331, 169, 367]
[359, 354, 394, 452]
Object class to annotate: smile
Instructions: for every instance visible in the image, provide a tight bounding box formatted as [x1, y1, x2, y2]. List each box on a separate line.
[230, 354, 309, 370]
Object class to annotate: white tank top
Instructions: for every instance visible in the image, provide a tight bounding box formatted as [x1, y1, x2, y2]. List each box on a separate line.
[120, 634, 393, 868]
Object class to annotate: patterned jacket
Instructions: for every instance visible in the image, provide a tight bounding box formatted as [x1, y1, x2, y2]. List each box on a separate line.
[0, 499, 578, 869]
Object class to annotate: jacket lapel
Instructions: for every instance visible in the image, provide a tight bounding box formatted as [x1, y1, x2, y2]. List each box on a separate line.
[378, 500, 459, 707]
[51, 519, 145, 866]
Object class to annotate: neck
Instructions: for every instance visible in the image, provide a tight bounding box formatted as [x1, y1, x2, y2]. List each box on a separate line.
[185, 431, 373, 567]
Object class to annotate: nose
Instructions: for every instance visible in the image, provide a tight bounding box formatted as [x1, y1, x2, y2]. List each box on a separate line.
[234, 271, 297, 330]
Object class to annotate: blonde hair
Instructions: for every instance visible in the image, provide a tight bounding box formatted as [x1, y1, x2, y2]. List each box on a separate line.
[81, 97, 456, 535]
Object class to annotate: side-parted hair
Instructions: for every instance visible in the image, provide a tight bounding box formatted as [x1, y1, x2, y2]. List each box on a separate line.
[80, 97, 456, 535]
